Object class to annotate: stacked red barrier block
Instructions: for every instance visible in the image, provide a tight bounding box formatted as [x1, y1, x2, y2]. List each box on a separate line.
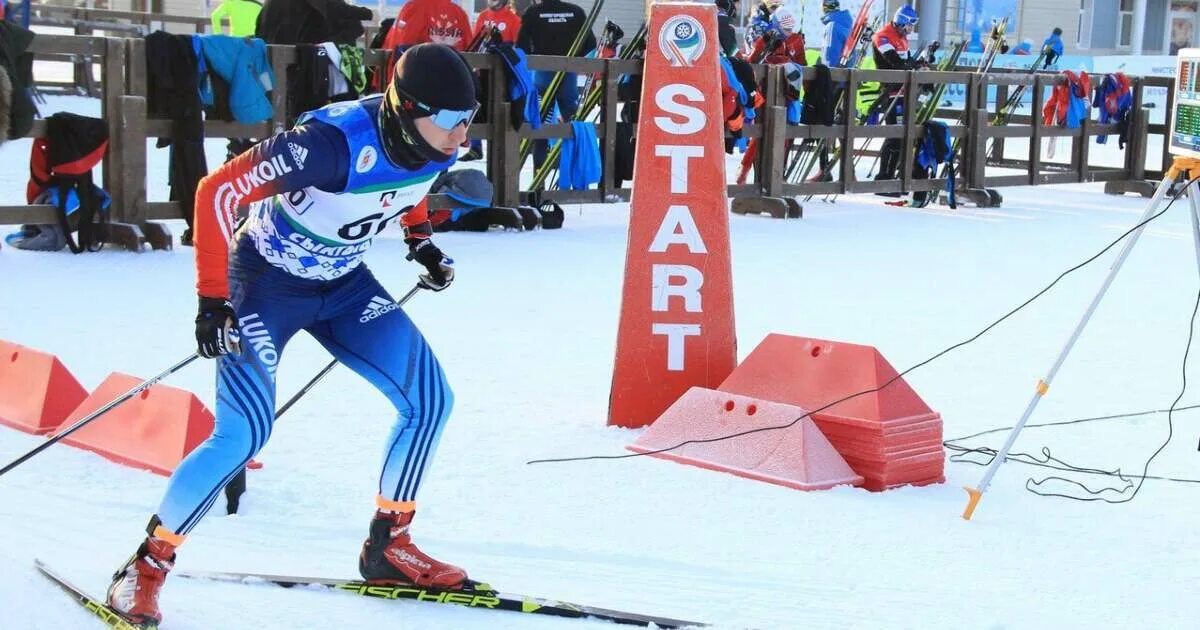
[0, 339, 88, 435]
[61, 372, 214, 476]
[719, 334, 944, 491]
[0, 337, 215, 476]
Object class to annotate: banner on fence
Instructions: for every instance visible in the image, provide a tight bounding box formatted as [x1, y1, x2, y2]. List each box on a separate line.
[608, 2, 736, 429]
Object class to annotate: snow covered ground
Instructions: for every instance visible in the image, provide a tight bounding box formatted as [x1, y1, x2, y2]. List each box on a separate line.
[2, 95, 1199, 630]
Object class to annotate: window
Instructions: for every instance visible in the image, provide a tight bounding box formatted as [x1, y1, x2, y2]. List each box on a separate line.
[1119, 0, 1134, 47]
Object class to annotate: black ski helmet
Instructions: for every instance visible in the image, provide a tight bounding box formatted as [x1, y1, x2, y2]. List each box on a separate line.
[379, 43, 478, 167]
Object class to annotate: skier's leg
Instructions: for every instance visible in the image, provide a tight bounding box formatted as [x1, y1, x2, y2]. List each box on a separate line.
[305, 269, 463, 588]
[108, 250, 312, 624]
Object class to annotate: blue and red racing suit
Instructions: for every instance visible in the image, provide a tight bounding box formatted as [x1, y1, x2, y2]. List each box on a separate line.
[157, 95, 456, 536]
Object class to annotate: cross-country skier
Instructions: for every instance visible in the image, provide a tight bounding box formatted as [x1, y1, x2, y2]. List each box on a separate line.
[104, 43, 478, 627]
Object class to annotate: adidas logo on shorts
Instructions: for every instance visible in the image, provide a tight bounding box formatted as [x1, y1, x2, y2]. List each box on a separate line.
[360, 296, 399, 323]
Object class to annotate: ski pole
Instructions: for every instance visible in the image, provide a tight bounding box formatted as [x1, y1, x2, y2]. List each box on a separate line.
[0, 352, 201, 478]
[224, 284, 422, 513]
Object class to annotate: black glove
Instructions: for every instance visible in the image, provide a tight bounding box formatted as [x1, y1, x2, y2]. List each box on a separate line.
[762, 29, 783, 54]
[195, 296, 241, 359]
[404, 221, 454, 291]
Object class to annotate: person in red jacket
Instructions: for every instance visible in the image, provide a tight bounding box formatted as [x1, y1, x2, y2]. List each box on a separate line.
[473, 0, 521, 45]
[381, 0, 474, 111]
[384, 0, 472, 50]
[750, 6, 807, 65]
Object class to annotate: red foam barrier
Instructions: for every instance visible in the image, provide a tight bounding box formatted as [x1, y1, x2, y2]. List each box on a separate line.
[718, 334, 944, 490]
[627, 387, 863, 491]
[0, 340, 88, 435]
[60, 372, 214, 476]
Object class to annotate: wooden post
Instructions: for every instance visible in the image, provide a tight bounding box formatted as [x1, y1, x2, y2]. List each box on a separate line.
[125, 38, 148, 97]
[486, 55, 509, 206]
[754, 66, 780, 192]
[601, 58, 618, 200]
[993, 82, 1007, 161]
[72, 21, 89, 94]
[1030, 73, 1044, 185]
[1127, 78, 1145, 181]
[1130, 108, 1149, 182]
[961, 73, 978, 189]
[269, 45, 292, 134]
[1076, 94, 1091, 182]
[840, 69, 858, 194]
[1163, 75, 1175, 176]
[119, 95, 148, 226]
[900, 70, 917, 192]
[102, 37, 124, 221]
[972, 109, 989, 188]
[498, 103, 521, 208]
[762, 105, 786, 197]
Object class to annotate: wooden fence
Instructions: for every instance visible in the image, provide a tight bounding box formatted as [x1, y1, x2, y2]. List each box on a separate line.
[27, 3, 383, 45]
[0, 33, 1172, 250]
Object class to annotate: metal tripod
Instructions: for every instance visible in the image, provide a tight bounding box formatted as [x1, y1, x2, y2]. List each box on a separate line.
[961, 156, 1200, 520]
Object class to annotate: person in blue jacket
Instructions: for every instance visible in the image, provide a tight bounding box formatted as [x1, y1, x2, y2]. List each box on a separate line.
[1043, 27, 1064, 67]
[821, 0, 853, 67]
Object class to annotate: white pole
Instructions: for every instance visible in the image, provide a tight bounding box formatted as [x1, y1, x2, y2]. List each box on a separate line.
[1130, 0, 1147, 54]
[962, 170, 1182, 520]
[918, 0, 944, 46]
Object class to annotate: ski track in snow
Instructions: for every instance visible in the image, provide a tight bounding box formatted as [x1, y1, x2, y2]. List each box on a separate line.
[2, 96, 1199, 629]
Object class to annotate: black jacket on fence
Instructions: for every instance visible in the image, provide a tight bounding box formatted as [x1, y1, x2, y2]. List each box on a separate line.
[145, 31, 207, 230]
[801, 64, 834, 126]
[287, 44, 360, 126]
[516, 0, 597, 57]
[255, 0, 373, 46]
[0, 21, 37, 141]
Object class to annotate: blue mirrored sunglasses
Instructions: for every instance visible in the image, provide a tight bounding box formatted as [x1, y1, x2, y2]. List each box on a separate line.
[393, 87, 479, 130]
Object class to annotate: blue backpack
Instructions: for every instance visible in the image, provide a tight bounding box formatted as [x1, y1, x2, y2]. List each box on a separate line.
[916, 121, 956, 209]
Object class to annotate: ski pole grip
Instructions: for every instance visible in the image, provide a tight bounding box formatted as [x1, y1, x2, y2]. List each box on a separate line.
[962, 486, 983, 520]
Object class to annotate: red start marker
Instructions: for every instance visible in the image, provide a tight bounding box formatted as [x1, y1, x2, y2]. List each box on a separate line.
[609, 2, 736, 429]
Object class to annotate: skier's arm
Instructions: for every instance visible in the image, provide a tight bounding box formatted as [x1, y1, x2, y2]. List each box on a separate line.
[194, 122, 350, 299]
[400, 199, 431, 231]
